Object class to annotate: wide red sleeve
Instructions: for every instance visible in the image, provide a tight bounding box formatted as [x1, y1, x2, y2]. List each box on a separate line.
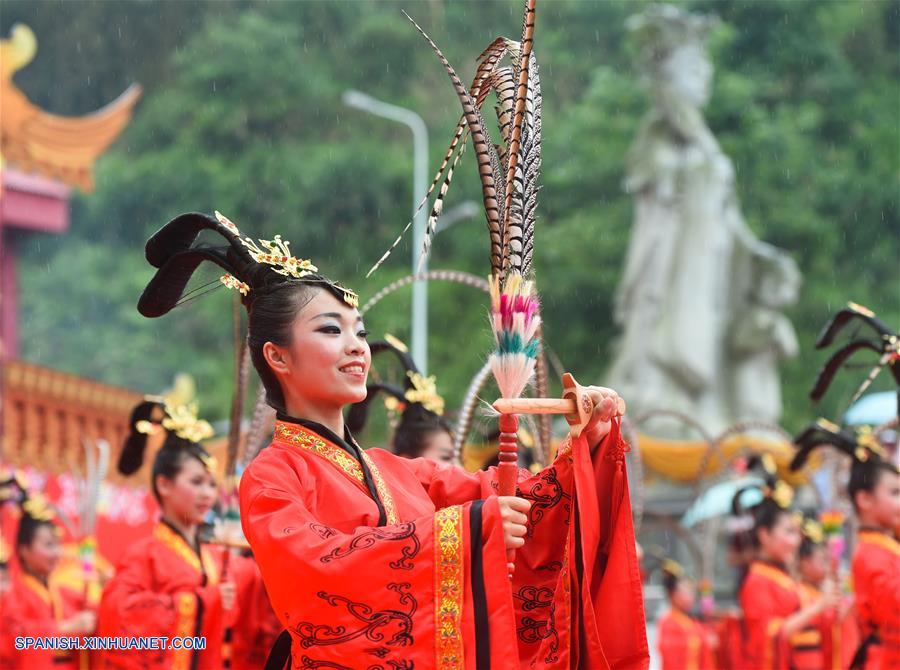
[239, 454, 520, 667]
[577, 421, 649, 669]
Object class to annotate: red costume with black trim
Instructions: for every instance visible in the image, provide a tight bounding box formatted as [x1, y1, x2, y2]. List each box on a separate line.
[96, 521, 236, 670]
[851, 531, 900, 670]
[239, 417, 648, 669]
[739, 560, 822, 670]
[656, 608, 714, 670]
[1, 571, 87, 670]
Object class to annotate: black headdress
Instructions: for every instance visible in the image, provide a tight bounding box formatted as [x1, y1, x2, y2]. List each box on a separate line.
[138, 211, 357, 318]
[345, 336, 449, 456]
[810, 302, 900, 406]
[731, 453, 796, 519]
[118, 375, 217, 476]
[790, 418, 898, 503]
[1, 474, 59, 552]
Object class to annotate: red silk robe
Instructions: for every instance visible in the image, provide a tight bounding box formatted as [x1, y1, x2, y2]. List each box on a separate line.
[851, 531, 900, 670]
[228, 553, 281, 670]
[656, 609, 714, 670]
[96, 521, 236, 670]
[798, 581, 859, 670]
[1, 571, 87, 670]
[239, 417, 648, 669]
[739, 561, 821, 670]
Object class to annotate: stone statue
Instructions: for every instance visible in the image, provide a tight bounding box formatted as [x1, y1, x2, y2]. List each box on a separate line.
[608, 4, 800, 436]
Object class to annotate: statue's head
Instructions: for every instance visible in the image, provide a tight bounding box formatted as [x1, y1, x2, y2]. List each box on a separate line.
[627, 4, 718, 109]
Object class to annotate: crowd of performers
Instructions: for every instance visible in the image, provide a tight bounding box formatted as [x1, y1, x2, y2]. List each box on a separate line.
[650, 301, 899, 670]
[0, 209, 897, 670]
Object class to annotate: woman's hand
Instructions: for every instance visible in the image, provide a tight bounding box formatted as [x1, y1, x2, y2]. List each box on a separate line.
[219, 581, 237, 611]
[60, 610, 96, 635]
[581, 386, 626, 449]
[498, 496, 531, 551]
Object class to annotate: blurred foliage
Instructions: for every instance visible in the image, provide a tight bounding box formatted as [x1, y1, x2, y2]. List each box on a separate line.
[3, 0, 897, 440]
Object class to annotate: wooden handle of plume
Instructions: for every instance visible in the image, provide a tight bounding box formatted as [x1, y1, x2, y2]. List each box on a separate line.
[493, 373, 625, 437]
[497, 412, 519, 578]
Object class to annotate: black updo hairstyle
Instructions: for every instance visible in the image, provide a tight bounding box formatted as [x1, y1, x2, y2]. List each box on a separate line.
[792, 419, 899, 512]
[119, 400, 215, 502]
[731, 457, 794, 550]
[660, 560, 685, 597]
[345, 340, 451, 458]
[1, 477, 58, 552]
[137, 212, 356, 413]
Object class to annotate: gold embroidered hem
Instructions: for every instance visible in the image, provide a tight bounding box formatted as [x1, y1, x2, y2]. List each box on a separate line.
[171, 591, 197, 670]
[154, 523, 203, 574]
[434, 505, 464, 669]
[362, 451, 398, 524]
[274, 420, 397, 521]
[274, 421, 366, 490]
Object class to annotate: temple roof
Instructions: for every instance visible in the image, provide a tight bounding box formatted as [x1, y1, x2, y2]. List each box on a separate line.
[0, 24, 141, 192]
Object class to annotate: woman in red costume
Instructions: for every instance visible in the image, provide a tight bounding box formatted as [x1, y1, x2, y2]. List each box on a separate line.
[792, 420, 900, 670]
[0, 480, 96, 670]
[656, 560, 716, 670]
[96, 395, 238, 670]
[135, 210, 648, 669]
[733, 470, 839, 670]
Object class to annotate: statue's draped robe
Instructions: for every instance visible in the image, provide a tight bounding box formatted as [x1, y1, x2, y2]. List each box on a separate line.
[239, 417, 648, 669]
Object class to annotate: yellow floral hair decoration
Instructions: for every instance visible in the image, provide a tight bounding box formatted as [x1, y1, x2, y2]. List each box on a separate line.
[763, 479, 794, 509]
[22, 493, 55, 522]
[405, 372, 445, 416]
[802, 518, 824, 545]
[214, 211, 358, 309]
[661, 559, 684, 578]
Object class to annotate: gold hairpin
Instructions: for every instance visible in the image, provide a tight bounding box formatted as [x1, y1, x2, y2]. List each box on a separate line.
[661, 559, 684, 578]
[405, 372, 445, 415]
[802, 519, 824, 544]
[214, 211, 358, 308]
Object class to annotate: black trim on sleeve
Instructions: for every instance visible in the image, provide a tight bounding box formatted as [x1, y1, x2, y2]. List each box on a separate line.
[469, 500, 491, 670]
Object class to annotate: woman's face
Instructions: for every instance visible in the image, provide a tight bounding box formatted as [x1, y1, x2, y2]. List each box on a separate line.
[156, 457, 217, 526]
[268, 290, 371, 409]
[798, 545, 828, 585]
[417, 429, 457, 465]
[757, 512, 801, 566]
[18, 524, 61, 578]
[670, 579, 696, 612]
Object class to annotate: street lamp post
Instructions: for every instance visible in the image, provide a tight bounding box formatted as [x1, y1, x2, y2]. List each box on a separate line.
[343, 89, 429, 374]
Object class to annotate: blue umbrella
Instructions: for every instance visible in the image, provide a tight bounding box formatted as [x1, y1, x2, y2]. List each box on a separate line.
[844, 391, 898, 426]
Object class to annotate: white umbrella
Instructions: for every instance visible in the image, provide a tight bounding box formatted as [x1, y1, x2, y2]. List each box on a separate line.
[681, 475, 764, 528]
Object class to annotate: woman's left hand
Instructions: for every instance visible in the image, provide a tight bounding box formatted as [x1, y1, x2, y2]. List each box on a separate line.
[581, 386, 625, 450]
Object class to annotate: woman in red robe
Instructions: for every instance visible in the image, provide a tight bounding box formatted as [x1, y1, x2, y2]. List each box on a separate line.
[1, 485, 96, 670]
[136, 211, 649, 669]
[227, 551, 281, 670]
[796, 518, 859, 669]
[791, 420, 900, 669]
[656, 560, 715, 670]
[733, 477, 839, 670]
[96, 397, 238, 670]
[848, 458, 900, 670]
